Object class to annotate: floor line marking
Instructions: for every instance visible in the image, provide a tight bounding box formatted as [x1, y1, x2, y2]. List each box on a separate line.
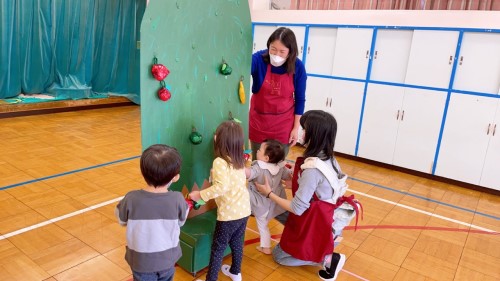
[1, 186, 497, 242]
[348, 189, 496, 233]
[349, 177, 500, 221]
[245, 227, 370, 281]
[2, 156, 499, 220]
[0, 156, 140, 190]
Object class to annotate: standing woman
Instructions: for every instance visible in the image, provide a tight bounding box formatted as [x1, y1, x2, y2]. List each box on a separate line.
[249, 27, 307, 160]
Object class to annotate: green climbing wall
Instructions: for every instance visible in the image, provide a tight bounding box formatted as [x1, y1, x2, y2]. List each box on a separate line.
[140, 0, 252, 191]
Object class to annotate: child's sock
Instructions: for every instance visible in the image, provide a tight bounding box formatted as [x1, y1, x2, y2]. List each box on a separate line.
[323, 254, 333, 269]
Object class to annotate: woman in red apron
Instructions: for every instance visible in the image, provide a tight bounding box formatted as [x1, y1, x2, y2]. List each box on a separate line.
[249, 27, 307, 159]
[255, 110, 347, 281]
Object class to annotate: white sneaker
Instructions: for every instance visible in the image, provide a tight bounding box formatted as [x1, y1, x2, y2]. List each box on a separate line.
[221, 264, 242, 281]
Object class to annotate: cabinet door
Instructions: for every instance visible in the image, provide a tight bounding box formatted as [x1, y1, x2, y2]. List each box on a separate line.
[331, 28, 373, 80]
[435, 94, 497, 185]
[480, 100, 500, 190]
[305, 27, 337, 76]
[370, 29, 413, 84]
[404, 30, 459, 89]
[452, 32, 500, 94]
[278, 25, 306, 58]
[357, 84, 405, 163]
[253, 25, 277, 52]
[304, 76, 331, 112]
[329, 80, 365, 156]
[392, 89, 447, 173]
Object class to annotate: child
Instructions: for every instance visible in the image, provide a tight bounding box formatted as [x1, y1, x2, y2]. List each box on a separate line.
[116, 144, 189, 281]
[189, 121, 251, 281]
[246, 139, 292, 255]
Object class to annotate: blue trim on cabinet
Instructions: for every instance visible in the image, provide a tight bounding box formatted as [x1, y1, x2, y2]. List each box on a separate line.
[432, 31, 465, 175]
[355, 27, 378, 156]
[253, 22, 500, 189]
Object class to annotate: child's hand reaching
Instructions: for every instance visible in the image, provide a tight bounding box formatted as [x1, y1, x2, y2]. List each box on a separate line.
[189, 190, 201, 202]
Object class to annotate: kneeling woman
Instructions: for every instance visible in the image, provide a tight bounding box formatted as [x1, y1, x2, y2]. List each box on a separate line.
[255, 110, 348, 281]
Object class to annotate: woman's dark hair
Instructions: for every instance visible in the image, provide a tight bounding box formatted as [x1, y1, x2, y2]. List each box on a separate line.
[140, 144, 182, 188]
[214, 121, 245, 169]
[300, 110, 337, 160]
[262, 139, 286, 164]
[262, 27, 298, 74]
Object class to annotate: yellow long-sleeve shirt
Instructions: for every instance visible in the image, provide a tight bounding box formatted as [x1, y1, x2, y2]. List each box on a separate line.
[200, 157, 251, 221]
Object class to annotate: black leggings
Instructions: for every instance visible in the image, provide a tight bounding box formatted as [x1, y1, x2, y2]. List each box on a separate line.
[205, 216, 249, 281]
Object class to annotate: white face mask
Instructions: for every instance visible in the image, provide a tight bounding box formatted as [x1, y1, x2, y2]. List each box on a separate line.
[270, 54, 286, 67]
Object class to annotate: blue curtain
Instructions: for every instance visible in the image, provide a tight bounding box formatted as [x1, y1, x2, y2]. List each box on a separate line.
[0, 0, 146, 103]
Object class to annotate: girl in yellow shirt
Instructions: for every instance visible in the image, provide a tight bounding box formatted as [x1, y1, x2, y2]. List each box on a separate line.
[190, 121, 251, 281]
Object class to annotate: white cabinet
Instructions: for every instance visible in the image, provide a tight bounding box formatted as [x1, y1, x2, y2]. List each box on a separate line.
[357, 84, 404, 163]
[435, 94, 500, 188]
[278, 25, 306, 58]
[358, 84, 447, 173]
[404, 30, 459, 89]
[252, 25, 306, 57]
[331, 28, 373, 80]
[480, 105, 500, 190]
[370, 29, 413, 84]
[452, 32, 500, 94]
[392, 88, 447, 173]
[305, 27, 338, 76]
[304, 77, 363, 156]
[253, 25, 276, 52]
[329, 80, 365, 155]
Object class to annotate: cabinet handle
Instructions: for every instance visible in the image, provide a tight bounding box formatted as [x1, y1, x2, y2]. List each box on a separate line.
[365, 50, 369, 59]
[307, 46, 310, 54]
[401, 110, 405, 121]
[374, 51, 378, 59]
[396, 110, 400, 120]
[487, 123, 491, 135]
[329, 98, 332, 107]
[494, 124, 497, 136]
[459, 56, 463, 65]
[448, 55, 453, 65]
[300, 46, 303, 54]
[325, 98, 329, 107]
[253, 43, 256, 50]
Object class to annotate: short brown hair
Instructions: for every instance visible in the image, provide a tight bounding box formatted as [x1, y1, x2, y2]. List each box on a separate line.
[140, 144, 182, 187]
[262, 139, 286, 164]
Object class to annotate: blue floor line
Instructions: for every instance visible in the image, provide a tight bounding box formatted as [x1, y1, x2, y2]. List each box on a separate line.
[2, 155, 499, 221]
[350, 177, 500, 221]
[0, 156, 140, 191]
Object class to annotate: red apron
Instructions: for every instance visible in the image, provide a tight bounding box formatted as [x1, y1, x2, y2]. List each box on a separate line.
[249, 64, 295, 144]
[280, 157, 335, 263]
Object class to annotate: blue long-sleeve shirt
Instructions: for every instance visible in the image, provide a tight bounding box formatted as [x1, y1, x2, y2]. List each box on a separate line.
[251, 50, 307, 115]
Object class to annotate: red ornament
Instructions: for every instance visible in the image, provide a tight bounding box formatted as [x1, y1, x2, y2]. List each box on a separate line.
[151, 58, 170, 81]
[158, 87, 171, 101]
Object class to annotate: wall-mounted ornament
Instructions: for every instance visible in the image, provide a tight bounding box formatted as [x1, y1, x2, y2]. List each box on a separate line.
[238, 76, 245, 104]
[219, 59, 232, 75]
[158, 81, 171, 101]
[151, 57, 170, 81]
[189, 126, 203, 145]
[228, 111, 242, 123]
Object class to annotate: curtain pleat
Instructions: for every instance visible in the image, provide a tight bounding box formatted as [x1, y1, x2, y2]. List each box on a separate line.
[0, 0, 145, 102]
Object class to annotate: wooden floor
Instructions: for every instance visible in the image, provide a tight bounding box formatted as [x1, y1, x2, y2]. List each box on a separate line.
[0, 105, 499, 281]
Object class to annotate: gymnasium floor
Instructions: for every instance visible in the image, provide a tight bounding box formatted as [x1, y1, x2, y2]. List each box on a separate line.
[0, 105, 498, 281]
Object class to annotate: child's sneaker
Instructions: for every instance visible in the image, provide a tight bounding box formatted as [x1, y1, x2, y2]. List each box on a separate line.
[221, 264, 242, 281]
[318, 253, 345, 280]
